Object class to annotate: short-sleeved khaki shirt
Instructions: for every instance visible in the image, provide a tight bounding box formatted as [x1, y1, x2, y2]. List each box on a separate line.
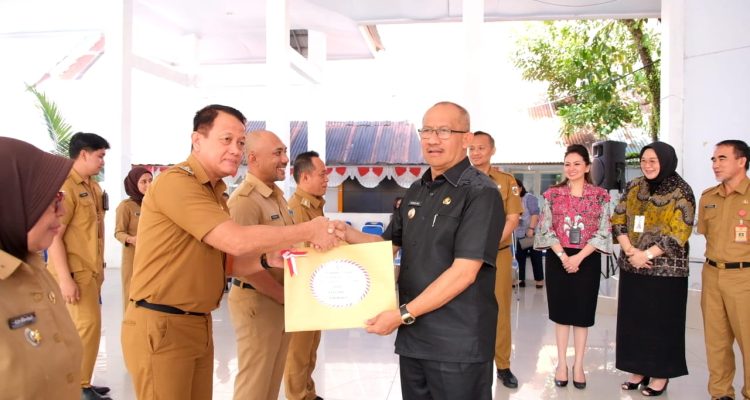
[288, 188, 325, 224]
[129, 155, 232, 313]
[228, 173, 295, 285]
[1, 250, 83, 400]
[114, 199, 140, 272]
[48, 169, 105, 275]
[488, 169, 523, 248]
[697, 176, 750, 262]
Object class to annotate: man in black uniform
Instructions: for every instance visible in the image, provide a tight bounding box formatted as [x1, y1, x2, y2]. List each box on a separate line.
[344, 101, 504, 400]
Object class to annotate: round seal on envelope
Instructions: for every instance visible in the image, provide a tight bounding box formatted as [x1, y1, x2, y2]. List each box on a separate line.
[310, 259, 370, 308]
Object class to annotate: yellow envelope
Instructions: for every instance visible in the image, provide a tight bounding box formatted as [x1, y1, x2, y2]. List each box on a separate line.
[284, 241, 398, 332]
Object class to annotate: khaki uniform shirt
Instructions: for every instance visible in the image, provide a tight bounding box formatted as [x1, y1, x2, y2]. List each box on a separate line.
[488, 169, 523, 248]
[288, 188, 325, 224]
[698, 176, 750, 262]
[129, 155, 231, 313]
[228, 173, 295, 285]
[0, 250, 83, 400]
[48, 169, 105, 275]
[114, 199, 140, 272]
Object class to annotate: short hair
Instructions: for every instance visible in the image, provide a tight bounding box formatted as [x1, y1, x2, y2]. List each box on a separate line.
[515, 177, 527, 197]
[473, 131, 495, 148]
[193, 104, 247, 134]
[292, 151, 320, 184]
[431, 101, 470, 131]
[717, 139, 750, 171]
[68, 132, 110, 159]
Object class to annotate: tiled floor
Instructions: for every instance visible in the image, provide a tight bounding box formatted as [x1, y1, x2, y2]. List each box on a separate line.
[95, 263, 743, 399]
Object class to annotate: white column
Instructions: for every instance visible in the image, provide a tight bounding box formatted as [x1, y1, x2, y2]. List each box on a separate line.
[306, 29, 327, 163]
[660, 0, 685, 170]
[266, 0, 292, 194]
[462, 0, 483, 125]
[102, 0, 133, 268]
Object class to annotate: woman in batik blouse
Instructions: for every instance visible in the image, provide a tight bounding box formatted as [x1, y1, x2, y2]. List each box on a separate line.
[612, 141, 695, 397]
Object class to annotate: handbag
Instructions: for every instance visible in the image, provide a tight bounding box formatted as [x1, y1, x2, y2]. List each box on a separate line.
[519, 236, 534, 250]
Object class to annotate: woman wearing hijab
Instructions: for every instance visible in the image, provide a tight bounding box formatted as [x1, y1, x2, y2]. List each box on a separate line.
[612, 141, 695, 397]
[0, 137, 83, 399]
[114, 166, 152, 312]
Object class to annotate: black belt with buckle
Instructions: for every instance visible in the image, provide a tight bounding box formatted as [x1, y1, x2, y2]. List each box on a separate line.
[232, 279, 256, 290]
[135, 299, 207, 316]
[706, 259, 750, 269]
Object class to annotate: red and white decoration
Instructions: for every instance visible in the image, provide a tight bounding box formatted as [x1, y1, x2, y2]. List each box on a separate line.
[325, 166, 427, 189]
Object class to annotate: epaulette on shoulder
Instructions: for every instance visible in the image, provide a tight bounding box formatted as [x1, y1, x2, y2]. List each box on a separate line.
[701, 184, 720, 195]
[177, 165, 194, 176]
[235, 181, 255, 197]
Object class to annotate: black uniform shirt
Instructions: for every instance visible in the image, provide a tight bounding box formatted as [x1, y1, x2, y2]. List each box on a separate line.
[384, 157, 504, 363]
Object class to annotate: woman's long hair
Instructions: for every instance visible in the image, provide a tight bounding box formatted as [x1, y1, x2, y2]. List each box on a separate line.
[552, 144, 593, 188]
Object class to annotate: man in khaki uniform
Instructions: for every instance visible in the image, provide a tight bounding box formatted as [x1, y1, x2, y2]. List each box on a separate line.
[469, 131, 522, 388]
[228, 130, 294, 400]
[285, 150, 329, 400]
[697, 139, 750, 400]
[48, 132, 112, 400]
[121, 104, 341, 400]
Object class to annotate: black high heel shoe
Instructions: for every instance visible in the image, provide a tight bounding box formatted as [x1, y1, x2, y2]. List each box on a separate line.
[572, 364, 586, 389]
[621, 375, 650, 390]
[554, 366, 568, 387]
[641, 379, 669, 397]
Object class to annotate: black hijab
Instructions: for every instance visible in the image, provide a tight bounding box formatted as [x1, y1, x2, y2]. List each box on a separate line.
[124, 166, 151, 205]
[640, 141, 678, 194]
[0, 137, 73, 259]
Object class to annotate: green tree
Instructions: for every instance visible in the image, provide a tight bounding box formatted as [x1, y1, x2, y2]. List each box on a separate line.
[513, 19, 660, 141]
[26, 84, 74, 157]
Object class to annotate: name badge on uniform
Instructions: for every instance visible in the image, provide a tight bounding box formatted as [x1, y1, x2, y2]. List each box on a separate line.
[569, 227, 581, 244]
[79, 192, 89, 198]
[634, 215, 646, 233]
[8, 312, 36, 330]
[271, 214, 280, 220]
[408, 201, 421, 207]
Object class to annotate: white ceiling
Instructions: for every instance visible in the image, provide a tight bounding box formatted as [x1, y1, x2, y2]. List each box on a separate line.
[0, 0, 660, 72]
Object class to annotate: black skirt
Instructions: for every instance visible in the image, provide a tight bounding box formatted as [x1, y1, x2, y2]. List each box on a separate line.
[545, 248, 601, 327]
[616, 269, 688, 378]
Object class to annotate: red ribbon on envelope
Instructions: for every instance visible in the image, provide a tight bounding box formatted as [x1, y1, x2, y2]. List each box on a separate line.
[282, 250, 307, 277]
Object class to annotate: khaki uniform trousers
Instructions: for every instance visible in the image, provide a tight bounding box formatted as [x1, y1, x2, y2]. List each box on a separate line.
[228, 286, 290, 400]
[121, 304, 213, 400]
[494, 247, 513, 369]
[701, 264, 750, 400]
[67, 270, 103, 387]
[285, 329, 322, 400]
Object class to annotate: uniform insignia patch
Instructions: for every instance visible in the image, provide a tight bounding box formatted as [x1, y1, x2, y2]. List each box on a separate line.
[442, 197, 452, 205]
[25, 328, 41, 346]
[511, 186, 519, 196]
[408, 208, 416, 219]
[179, 166, 194, 175]
[271, 214, 280, 220]
[79, 192, 89, 198]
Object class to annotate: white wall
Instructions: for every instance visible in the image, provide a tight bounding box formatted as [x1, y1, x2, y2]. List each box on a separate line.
[665, 0, 750, 260]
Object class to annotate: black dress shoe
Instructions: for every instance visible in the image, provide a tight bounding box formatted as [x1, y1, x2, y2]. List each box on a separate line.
[496, 368, 518, 388]
[641, 379, 669, 397]
[572, 364, 586, 389]
[91, 386, 111, 395]
[714, 397, 733, 400]
[621, 376, 649, 390]
[553, 366, 568, 387]
[81, 387, 111, 400]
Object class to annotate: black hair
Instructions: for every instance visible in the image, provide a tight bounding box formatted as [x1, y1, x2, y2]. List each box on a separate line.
[69, 132, 110, 159]
[716, 139, 749, 171]
[292, 151, 320, 184]
[193, 104, 247, 133]
[515, 177, 527, 197]
[473, 131, 496, 147]
[553, 144, 593, 187]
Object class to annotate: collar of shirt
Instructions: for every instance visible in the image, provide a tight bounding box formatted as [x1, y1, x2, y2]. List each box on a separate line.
[421, 157, 472, 188]
[714, 175, 750, 197]
[186, 154, 227, 193]
[69, 168, 87, 185]
[294, 187, 325, 208]
[244, 172, 283, 199]
[0, 250, 44, 280]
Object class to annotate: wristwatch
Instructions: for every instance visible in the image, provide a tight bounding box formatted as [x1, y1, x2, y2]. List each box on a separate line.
[399, 304, 415, 325]
[645, 249, 655, 260]
[555, 251, 566, 258]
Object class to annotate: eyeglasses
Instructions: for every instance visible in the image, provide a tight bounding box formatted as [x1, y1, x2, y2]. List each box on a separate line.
[417, 127, 468, 140]
[54, 191, 65, 213]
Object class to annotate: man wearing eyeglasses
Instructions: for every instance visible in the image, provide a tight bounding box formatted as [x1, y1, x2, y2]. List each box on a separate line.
[342, 101, 504, 400]
[469, 131, 522, 389]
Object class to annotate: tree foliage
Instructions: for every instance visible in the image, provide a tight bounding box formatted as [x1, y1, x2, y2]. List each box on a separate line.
[26, 84, 74, 157]
[513, 19, 660, 141]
